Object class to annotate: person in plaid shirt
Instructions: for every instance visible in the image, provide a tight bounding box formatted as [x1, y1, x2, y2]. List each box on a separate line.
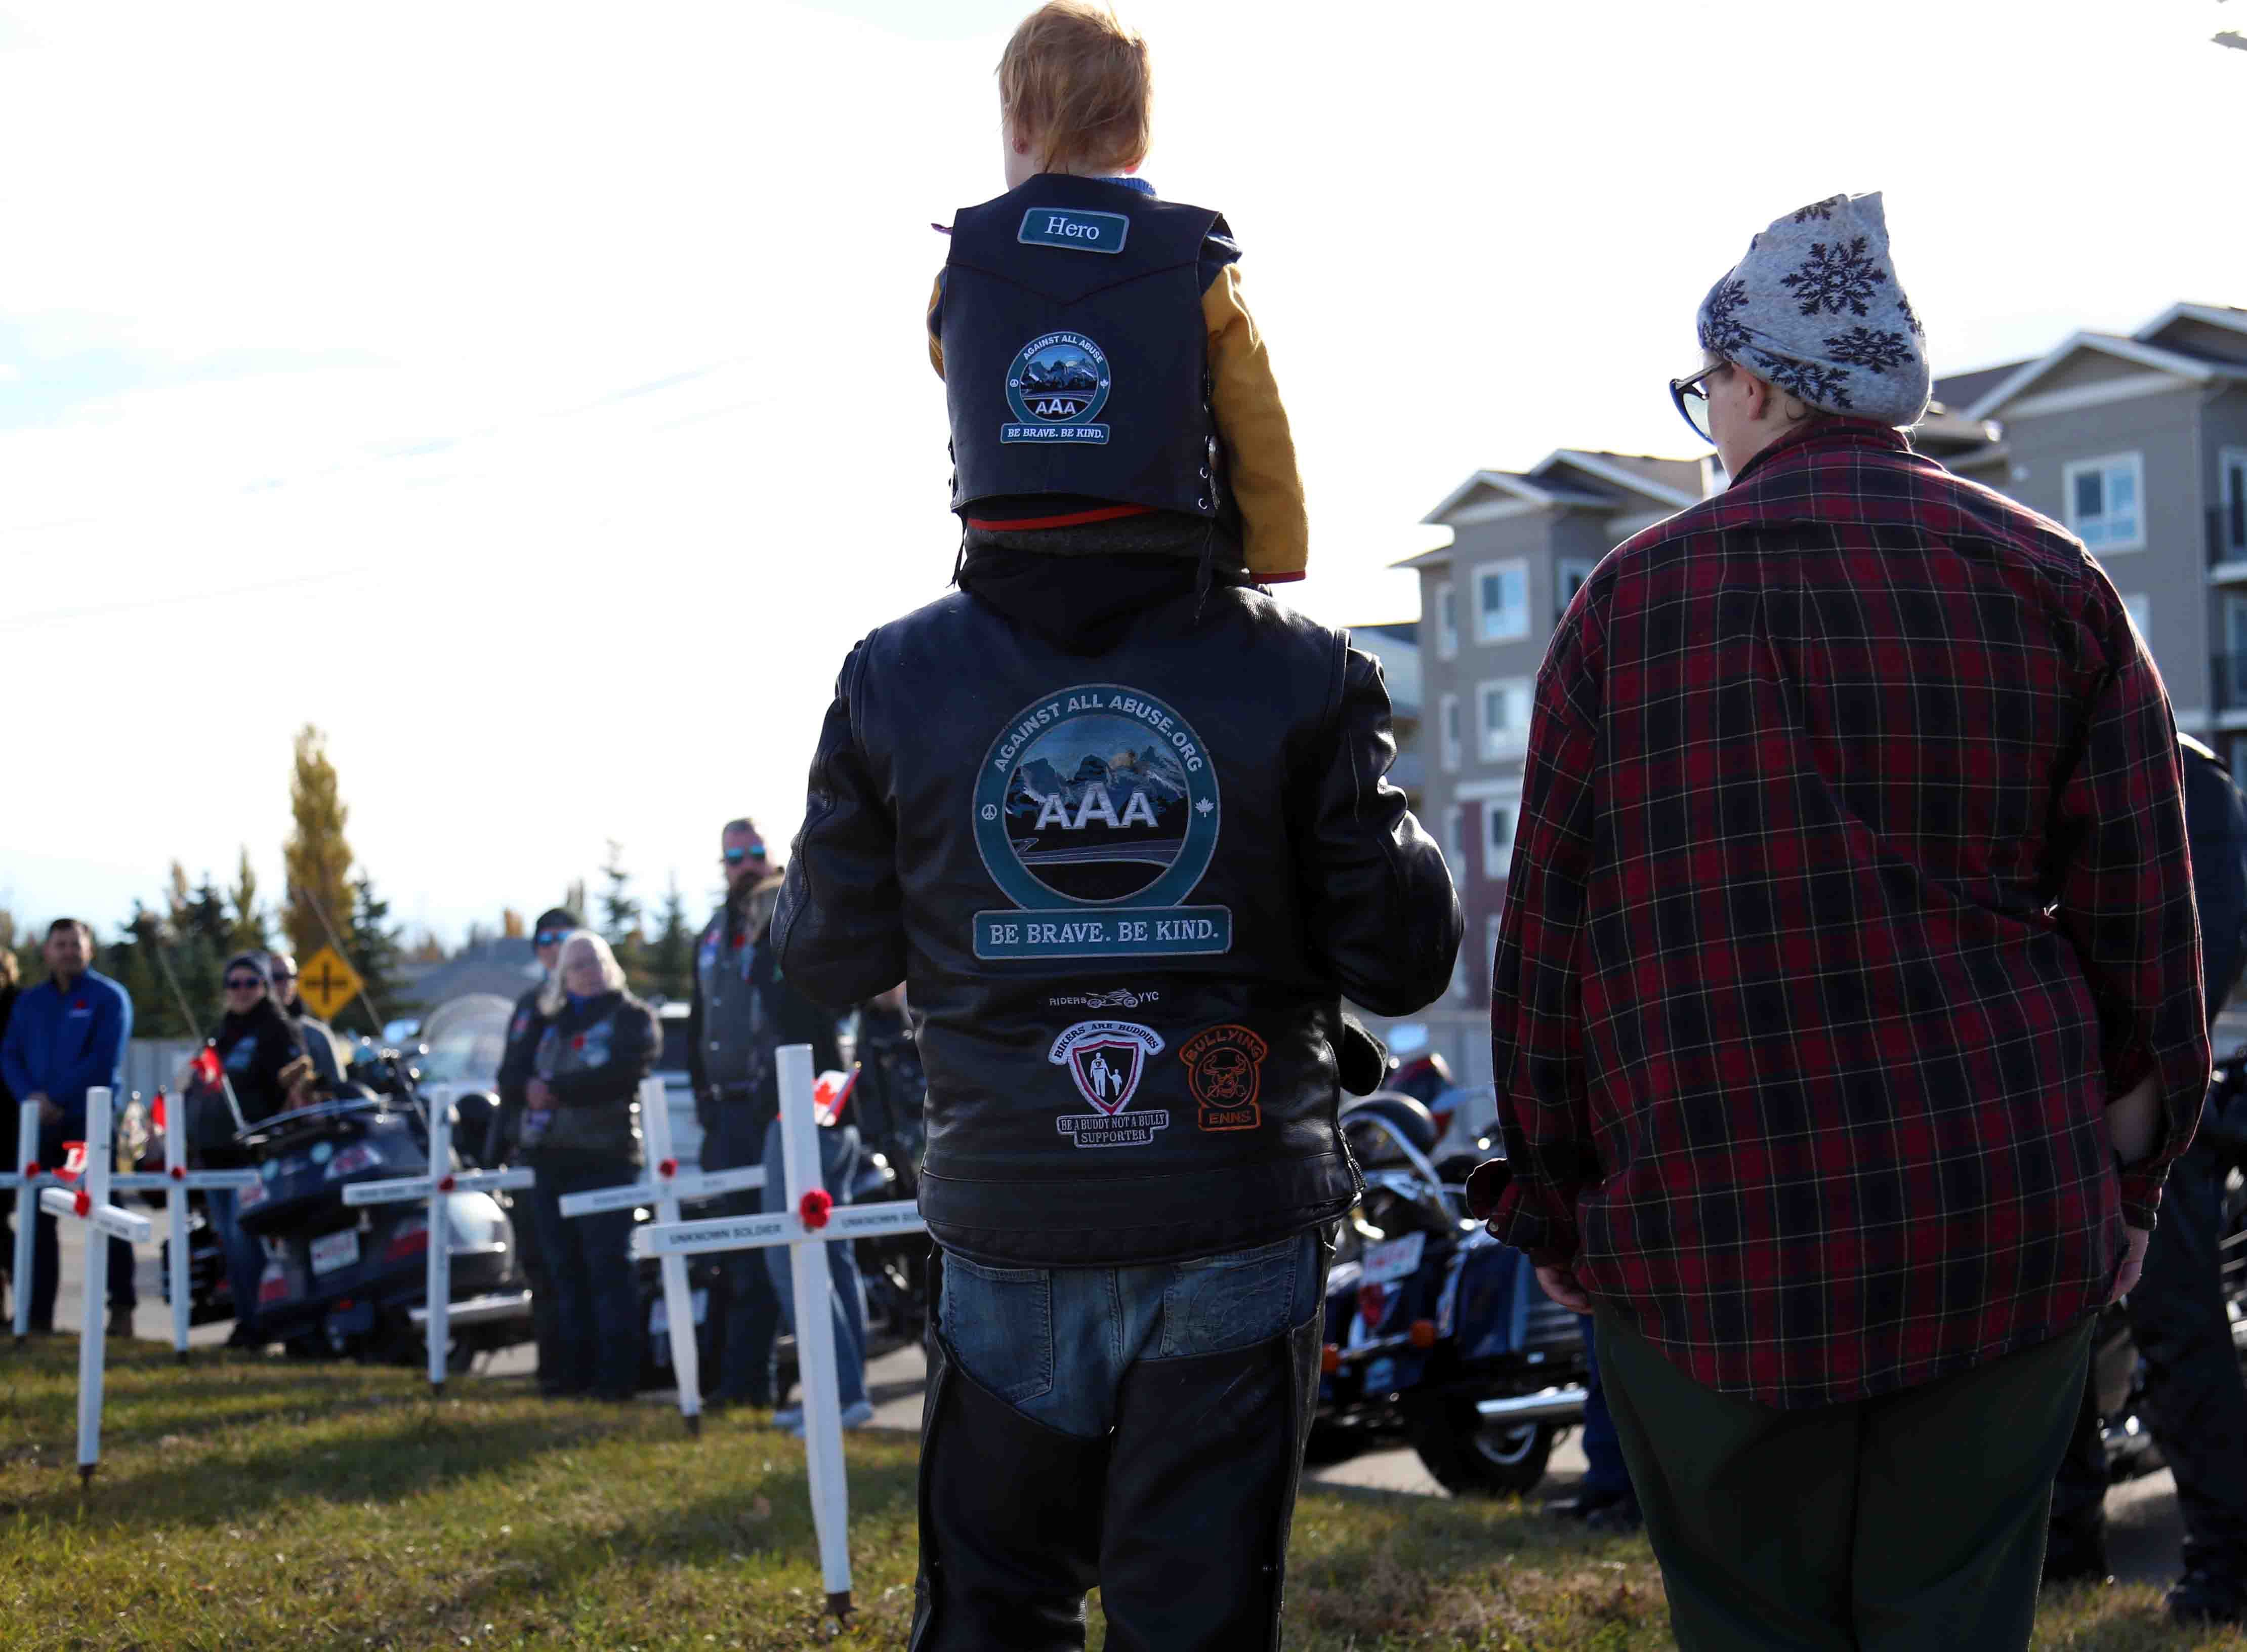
[1471, 194, 2210, 1651]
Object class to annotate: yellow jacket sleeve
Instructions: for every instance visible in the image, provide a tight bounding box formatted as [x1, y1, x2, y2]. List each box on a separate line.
[927, 272, 946, 380]
[1203, 264, 1308, 582]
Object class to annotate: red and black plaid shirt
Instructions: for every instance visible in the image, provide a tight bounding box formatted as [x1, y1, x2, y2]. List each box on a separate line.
[1484, 421, 2210, 1408]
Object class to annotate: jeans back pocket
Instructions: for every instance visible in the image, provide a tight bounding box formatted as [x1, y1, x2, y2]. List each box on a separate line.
[941, 1255, 1056, 1404]
[1158, 1232, 1316, 1360]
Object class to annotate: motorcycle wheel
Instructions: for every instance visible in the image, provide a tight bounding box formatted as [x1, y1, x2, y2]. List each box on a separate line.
[1406, 1400, 1554, 1496]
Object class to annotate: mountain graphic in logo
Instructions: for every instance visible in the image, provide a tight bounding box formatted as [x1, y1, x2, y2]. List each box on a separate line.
[1003, 717, 1193, 900]
[1018, 345, 1103, 401]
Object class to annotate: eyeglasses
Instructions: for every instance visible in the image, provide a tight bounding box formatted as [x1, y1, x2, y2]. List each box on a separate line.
[1670, 362, 1729, 445]
[270, 971, 296, 984]
[722, 846, 767, 865]
[534, 930, 566, 948]
[223, 977, 264, 991]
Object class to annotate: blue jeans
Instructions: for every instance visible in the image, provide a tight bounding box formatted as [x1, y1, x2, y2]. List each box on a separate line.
[204, 1188, 267, 1334]
[1579, 1313, 1631, 1498]
[939, 1229, 1327, 1439]
[527, 1159, 642, 1397]
[762, 1119, 867, 1408]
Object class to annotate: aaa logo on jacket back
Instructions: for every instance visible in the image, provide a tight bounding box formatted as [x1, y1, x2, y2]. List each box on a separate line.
[973, 684, 1231, 960]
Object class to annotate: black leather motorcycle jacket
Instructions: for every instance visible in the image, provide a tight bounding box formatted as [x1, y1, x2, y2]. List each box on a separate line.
[943, 174, 1223, 522]
[773, 552, 1463, 1267]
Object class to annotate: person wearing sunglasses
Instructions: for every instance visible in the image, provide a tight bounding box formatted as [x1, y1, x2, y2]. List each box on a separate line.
[264, 952, 348, 1087]
[1470, 192, 2208, 1651]
[201, 950, 308, 1349]
[490, 904, 582, 1394]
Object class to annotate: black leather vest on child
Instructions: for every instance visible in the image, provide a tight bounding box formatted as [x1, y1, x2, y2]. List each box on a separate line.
[943, 174, 1222, 521]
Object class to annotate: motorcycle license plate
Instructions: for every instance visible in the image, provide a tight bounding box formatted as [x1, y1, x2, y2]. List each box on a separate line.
[1359, 1231, 1426, 1287]
[309, 1228, 361, 1276]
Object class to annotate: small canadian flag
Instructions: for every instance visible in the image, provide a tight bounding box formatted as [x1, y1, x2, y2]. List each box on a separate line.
[812, 1068, 859, 1127]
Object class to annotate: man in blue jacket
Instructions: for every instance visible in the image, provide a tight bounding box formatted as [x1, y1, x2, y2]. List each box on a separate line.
[0, 919, 136, 1335]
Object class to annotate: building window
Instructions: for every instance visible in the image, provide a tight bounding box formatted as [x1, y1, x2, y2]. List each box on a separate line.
[1484, 799, 1519, 877]
[1477, 679, 1532, 761]
[2222, 449, 2247, 557]
[2120, 593, 2149, 641]
[1556, 558, 1596, 623]
[1475, 560, 1531, 642]
[1443, 804, 1466, 879]
[1435, 582, 1459, 659]
[2062, 453, 2144, 552]
[1486, 915, 1503, 995]
[1439, 693, 1462, 772]
[1449, 942, 1471, 1001]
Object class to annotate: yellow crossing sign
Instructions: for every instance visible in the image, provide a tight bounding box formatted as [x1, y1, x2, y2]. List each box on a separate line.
[296, 946, 364, 1020]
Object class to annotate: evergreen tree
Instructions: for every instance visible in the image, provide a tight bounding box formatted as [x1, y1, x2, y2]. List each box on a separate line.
[646, 876, 694, 1004]
[562, 880, 587, 925]
[107, 905, 187, 1037]
[227, 847, 268, 957]
[599, 841, 648, 988]
[283, 724, 355, 961]
[163, 862, 227, 1022]
[338, 872, 407, 1035]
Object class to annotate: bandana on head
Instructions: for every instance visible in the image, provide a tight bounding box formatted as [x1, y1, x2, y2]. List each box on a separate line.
[1696, 192, 1931, 428]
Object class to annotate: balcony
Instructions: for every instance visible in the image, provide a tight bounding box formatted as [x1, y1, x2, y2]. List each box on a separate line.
[2209, 503, 2247, 577]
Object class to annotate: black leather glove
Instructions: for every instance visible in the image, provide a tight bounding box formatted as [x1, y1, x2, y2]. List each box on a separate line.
[1337, 1014, 1389, 1097]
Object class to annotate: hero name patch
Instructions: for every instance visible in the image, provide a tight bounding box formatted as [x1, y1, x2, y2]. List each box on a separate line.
[1180, 1024, 1268, 1132]
[1018, 206, 1129, 255]
[1004, 331, 1110, 444]
[1050, 1020, 1170, 1149]
[974, 684, 1231, 960]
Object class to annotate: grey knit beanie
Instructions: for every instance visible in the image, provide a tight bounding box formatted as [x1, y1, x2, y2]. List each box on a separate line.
[1696, 192, 1931, 427]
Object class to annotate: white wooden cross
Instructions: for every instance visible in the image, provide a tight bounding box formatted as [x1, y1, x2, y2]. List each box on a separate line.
[342, 1102, 533, 1391]
[4, 1098, 60, 1344]
[555, 1075, 766, 1435]
[632, 1044, 925, 1622]
[107, 1089, 262, 1362]
[33, 1087, 152, 1483]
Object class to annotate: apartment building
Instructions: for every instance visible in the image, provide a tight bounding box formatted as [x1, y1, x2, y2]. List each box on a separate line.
[1931, 302, 2247, 767]
[1380, 298, 2247, 1093]
[1387, 449, 1706, 1089]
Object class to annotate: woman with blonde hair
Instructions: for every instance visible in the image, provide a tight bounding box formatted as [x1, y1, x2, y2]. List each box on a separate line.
[523, 929, 658, 1400]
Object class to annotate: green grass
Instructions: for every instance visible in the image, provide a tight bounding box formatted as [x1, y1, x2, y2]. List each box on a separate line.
[0, 1339, 2241, 1650]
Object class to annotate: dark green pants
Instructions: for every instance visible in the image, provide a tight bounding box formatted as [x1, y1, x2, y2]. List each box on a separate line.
[1594, 1304, 2094, 1651]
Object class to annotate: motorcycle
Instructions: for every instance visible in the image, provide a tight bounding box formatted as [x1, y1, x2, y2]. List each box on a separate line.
[148, 1044, 533, 1366]
[1315, 1092, 1590, 1495]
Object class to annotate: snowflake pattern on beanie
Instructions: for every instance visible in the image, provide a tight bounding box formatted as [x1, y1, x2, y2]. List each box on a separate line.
[1695, 192, 1931, 427]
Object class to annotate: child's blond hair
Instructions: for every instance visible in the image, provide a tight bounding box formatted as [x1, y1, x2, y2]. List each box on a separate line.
[996, 3, 1152, 174]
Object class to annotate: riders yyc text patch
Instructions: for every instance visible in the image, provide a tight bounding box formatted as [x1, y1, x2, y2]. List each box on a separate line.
[1049, 1020, 1169, 1149]
[973, 683, 1231, 960]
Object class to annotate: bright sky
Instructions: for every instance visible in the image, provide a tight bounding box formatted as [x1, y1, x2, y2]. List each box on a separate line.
[6, 0, 2243, 945]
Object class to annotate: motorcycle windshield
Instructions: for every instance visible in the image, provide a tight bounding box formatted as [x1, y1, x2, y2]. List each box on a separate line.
[415, 994, 514, 1087]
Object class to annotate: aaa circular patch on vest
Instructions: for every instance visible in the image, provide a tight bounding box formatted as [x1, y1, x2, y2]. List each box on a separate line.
[974, 684, 1231, 960]
[1003, 331, 1111, 445]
